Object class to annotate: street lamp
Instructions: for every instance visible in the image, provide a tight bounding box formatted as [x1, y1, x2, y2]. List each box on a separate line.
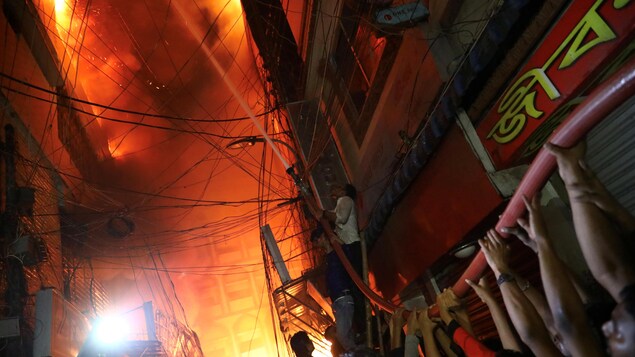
[225, 136, 310, 197]
[225, 136, 301, 163]
[93, 315, 130, 345]
[225, 136, 259, 149]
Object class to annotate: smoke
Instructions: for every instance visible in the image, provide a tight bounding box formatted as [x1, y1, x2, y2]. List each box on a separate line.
[79, 0, 262, 187]
[61, 0, 295, 355]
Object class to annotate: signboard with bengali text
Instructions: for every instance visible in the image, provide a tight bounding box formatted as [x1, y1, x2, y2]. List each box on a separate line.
[477, 0, 635, 169]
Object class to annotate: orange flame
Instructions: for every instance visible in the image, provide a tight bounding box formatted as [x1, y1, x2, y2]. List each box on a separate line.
[107, 138, 125, 158]
[53, 0, 72, 40]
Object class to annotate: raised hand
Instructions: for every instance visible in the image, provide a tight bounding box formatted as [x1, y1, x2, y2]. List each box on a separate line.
[389, 307, 405, 333]
[406, 309, 419, 335]
[436, 289, 461, 325]
[418, 308, 438, 333]
[479, 229, 512, 275]
[466, 277, 494, 304]
[502, 225, 537, 253]
[517, 195, 550, 245]
[544, 142, 587, 186]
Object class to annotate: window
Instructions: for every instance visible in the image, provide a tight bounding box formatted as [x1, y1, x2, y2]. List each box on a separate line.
[328, 4, 400, 144]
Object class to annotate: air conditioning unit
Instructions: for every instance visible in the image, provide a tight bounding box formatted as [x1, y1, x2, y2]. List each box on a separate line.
[10, 234, 46, 266]
[286, 100, 349, 210]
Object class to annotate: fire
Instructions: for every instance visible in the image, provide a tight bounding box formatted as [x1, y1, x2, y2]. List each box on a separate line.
[53, 0, 72, 40]
[205, 0, 244, 33]
[53, 0, 66, 13]
[39, 0, 308, 355]
[49, 0, 83, 84]
[107, 138, 126, 158]
[224, 0, 243, 21]
[312, 340, 333, 357]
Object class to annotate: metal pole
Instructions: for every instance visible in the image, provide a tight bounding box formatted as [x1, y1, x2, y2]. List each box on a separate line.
[376, 310, 385, 356]
[361, 235, 372, 348]
[143, 301, 157, 341]
[261, 224, 291, 284]
[2, 125, 26, 357]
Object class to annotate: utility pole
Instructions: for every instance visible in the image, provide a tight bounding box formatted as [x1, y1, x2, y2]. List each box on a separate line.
[1, 125, 27, 356]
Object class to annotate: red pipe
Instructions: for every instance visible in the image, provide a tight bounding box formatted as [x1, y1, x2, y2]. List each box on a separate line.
[451, 57, 635, 297]
[320, 218, 399, 312]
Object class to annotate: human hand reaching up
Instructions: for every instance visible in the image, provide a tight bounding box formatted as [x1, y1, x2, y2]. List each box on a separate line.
[418, 308, 438, 334]
[479, 229, 512, 276]
[517, 195, 550, 246]
[436, 289, 461, 325]
[406, 309, 418, 336]
[389, 307, 405, 333]
[544, 141, 587, 186]
[543, 140, 633, 231]
[501, 225, 537, 253]
[466, 277, 494, 304]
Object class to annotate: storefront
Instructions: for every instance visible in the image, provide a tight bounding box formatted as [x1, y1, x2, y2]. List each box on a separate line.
[368, 0, 635, 306]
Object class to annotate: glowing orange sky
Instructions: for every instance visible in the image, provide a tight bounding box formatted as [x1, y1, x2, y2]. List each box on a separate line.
[34, 0, 312, 355]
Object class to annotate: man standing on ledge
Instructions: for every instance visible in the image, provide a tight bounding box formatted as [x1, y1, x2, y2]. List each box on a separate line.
[323, 184, 362, 277]
[323, 184, 365, 339]
[312, 227, 356, 352]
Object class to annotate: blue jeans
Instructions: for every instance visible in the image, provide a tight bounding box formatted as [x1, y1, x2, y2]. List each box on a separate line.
[332, 294, 355, 351]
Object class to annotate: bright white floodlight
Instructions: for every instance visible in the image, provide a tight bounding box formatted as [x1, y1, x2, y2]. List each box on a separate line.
[93, 315, 130, 345]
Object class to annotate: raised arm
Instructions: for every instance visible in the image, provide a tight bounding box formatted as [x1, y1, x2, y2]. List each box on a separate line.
[466, 277, 522, 352]
[419, 308, 442, 357]
[502, 227, 571, 356]
[499, 226, 558, 331]
[433, 327, 459, 357]
[520, 195, 603, 357]
[571, 160, 635, 234]
[479, 230, 561, 356]
[437, 290, 495, 357]
[437, 288, 474, 336]
[402, 309, 420, 357]
[387, 308, 420, 357]
[546, 143, 635, 300]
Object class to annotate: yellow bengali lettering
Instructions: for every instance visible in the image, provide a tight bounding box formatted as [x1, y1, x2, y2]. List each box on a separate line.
[487, 68, 560, 144]
[613, 0, 632, 9]
[558, 1, 616, 69]
[520, 96, 585, 159]
[486, 0, 623, 145]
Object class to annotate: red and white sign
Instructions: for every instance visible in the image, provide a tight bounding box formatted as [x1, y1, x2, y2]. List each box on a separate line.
[375, 2, 429, 27]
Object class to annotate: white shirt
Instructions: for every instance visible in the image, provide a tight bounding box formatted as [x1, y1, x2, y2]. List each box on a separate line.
[333, 196, 360, 244]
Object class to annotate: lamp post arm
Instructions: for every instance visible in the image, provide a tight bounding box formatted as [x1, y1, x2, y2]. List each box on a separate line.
[209, 54, 291, 170]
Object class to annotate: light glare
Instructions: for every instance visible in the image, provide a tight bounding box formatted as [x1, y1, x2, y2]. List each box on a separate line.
[94, 315, 130, 345]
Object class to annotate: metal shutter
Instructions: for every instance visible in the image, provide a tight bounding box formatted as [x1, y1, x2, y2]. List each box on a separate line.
[586, 95, 635, 214]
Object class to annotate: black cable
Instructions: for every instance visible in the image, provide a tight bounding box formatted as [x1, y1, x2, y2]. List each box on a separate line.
[13, 151, 291, 205]
[0, 71, 277, 123]
[0, 84, 261, 139]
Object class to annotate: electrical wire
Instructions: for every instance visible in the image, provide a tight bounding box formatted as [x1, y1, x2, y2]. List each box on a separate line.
[3, 0, 332, 355]
[0, 72, 276, 123]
